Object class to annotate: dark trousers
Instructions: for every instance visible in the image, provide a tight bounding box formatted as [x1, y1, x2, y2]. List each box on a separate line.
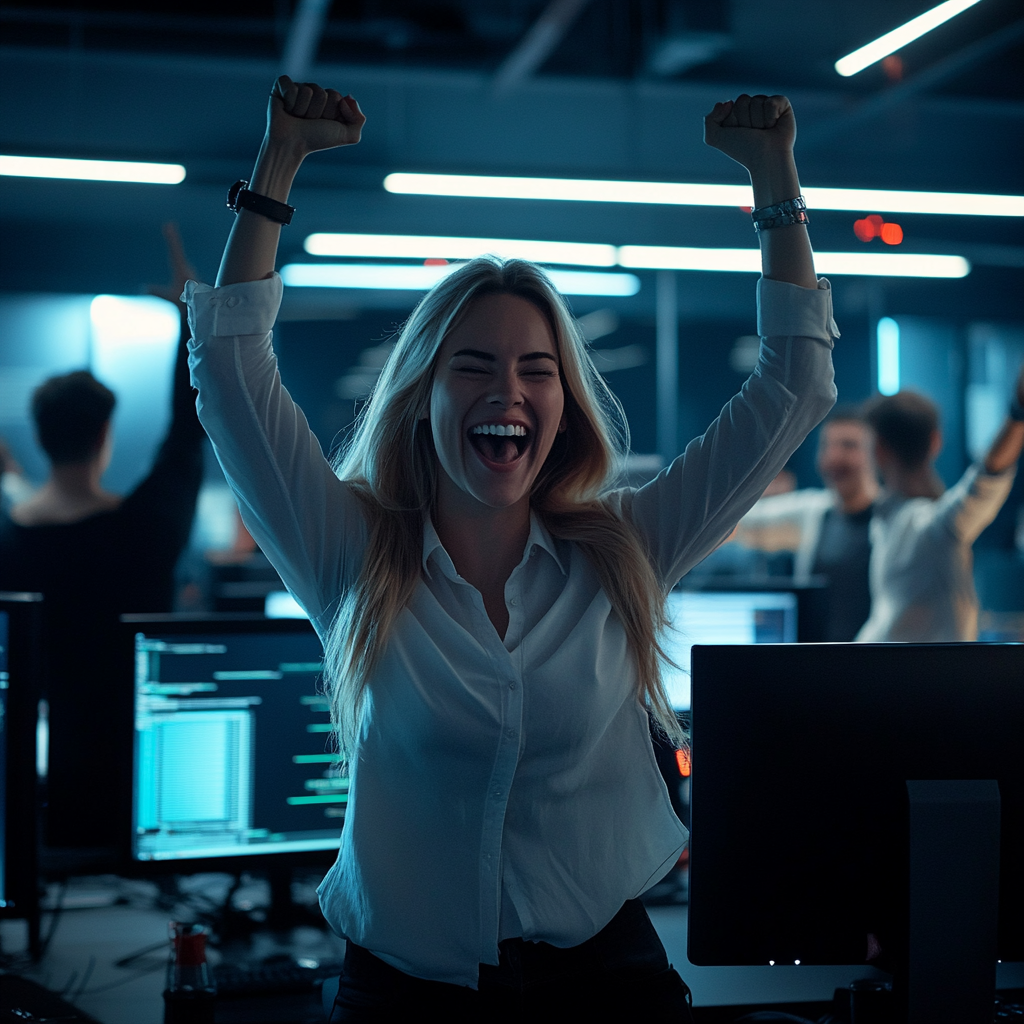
[328, 899, 694, 1021]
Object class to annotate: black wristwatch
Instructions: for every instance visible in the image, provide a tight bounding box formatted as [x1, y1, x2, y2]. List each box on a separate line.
[226, 179, 295, 225]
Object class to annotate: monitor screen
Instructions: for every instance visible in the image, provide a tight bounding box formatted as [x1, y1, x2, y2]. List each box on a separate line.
[659, 590, 797, 710]
[687, 642, 1024, 969]
[129, 617, 344, 863]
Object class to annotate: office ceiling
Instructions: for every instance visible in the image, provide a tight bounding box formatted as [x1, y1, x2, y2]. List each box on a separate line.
[1, 0, 1022, 306]
[3, 0, 1023, 100]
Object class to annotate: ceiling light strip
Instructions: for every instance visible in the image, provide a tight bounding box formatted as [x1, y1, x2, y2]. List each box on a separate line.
[0, 155, 186, 184]
[280, 263, 640, 295]
[304, 233, 617, 266]
[834, 0, 984, 78]
[619, 246, 970, 278]
[384, 172, 1023, 217]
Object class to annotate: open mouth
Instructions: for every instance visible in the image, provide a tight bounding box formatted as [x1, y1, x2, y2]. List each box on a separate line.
[469, 424, 530, 465]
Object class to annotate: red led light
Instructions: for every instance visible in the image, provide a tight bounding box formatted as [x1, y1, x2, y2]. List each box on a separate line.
[675, 748, 691, 777]
[880, 222, 904, 245]
[853, 214, 902, 245]
[423, 258, 448, 266]
[882, 54, 904, 82]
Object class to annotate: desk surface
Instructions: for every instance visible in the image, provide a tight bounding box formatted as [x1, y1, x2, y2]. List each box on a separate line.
[2, 875, 1022, 1023]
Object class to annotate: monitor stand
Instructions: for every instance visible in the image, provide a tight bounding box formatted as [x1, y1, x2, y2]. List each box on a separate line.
[901, 779, 1000, 1024]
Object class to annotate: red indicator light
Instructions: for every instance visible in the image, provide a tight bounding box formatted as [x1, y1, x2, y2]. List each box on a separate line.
[882, 54, 904, 82]
[854, 218, 875, 242]
[424, 258, 448, 266]
[880, 222, 903, 245]
[675, 748, 691, 777]
[853, 214, 902, 245]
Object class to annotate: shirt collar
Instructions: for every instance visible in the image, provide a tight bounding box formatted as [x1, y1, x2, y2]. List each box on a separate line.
[421, 510, 567, 579]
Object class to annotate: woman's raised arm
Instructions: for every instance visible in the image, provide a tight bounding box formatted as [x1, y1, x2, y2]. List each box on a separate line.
[216, 75, 366, 287]
[704, 94, 816, 290]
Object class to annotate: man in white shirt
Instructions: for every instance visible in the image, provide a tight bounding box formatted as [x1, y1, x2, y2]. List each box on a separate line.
[732, 406, 879, 639]
[855, 368, 1024, 642]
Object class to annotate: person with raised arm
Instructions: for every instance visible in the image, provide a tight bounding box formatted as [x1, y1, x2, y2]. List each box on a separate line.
[855, 367, 1024, 643]
[185, 77, 837, 1017]
[0, 224, 207, 849]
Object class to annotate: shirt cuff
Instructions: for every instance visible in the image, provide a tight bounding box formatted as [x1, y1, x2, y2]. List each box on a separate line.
[182, 273, 284, 339]
[757, 277, 840, 344]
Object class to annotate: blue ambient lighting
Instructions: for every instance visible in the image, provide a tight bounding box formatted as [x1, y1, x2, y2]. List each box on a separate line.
[877, 318, 901, 395]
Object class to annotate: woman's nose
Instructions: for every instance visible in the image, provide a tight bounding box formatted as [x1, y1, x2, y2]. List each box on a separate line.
[487, 368, 523, 407]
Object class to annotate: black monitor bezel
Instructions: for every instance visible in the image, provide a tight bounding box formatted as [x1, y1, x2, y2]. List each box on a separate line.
[0, 592, 44, 943]
[686, 641, 1024, 968]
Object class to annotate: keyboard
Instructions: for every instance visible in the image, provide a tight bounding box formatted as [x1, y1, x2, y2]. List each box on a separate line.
[213, 958, 345, 999]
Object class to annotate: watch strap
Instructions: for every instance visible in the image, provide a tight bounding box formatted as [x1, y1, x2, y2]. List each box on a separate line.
[227, 179, 294, 226]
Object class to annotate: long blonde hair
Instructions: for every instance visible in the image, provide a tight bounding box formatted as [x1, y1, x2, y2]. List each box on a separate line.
[325, 257, 684, 752]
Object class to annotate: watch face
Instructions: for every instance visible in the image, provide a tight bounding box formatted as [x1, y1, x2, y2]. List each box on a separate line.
[227, 179, 248, 210]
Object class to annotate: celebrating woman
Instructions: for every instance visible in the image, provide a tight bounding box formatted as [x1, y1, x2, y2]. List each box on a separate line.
[185, 76, 837, 1019]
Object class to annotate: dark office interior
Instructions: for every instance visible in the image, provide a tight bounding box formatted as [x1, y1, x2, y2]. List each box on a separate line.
[1, 1, 1023, 1021]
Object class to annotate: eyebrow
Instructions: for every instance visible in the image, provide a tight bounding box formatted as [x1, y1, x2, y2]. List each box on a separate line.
[450, 348, 558, 364]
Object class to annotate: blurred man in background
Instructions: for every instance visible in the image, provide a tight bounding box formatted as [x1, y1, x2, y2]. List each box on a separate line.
[733, 406, 879, 640]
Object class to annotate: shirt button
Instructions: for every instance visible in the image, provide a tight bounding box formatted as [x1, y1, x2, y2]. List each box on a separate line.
[225, 296, 240, 307]
[508, 681, 516, 690]
[510, 596, 518, 607]
[506, 729, 515, 739]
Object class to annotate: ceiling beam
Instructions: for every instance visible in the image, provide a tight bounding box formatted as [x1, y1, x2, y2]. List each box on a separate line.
[493, 0, 592, 94]
[282, 0, 333, 82]
[801, 18, 1024, 150]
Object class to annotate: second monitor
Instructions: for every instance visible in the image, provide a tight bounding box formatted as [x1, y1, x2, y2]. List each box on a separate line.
[125, 615, 343, 865]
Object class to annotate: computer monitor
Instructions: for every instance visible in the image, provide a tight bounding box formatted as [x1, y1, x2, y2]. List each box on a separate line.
[123, 615, 343, 866]
[0, 592, 45, 956]
[687, 643, 1023, 1015]
[660, 590, 797, 711]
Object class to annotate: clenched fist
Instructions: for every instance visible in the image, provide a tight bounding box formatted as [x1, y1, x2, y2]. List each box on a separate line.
[704, 94, 796, 173]
[268, 75, 366, 157]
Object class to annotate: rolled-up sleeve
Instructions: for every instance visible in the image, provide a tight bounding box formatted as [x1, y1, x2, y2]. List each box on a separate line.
[184, 274, 366, 629]
[614, 277, 838, 590]
[937, 463, 1016, 545]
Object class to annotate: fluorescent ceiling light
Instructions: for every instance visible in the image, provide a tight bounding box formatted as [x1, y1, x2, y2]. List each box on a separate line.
[305, 233, 616, 267]
[619, 246, 761, 273]
[813, 252, 970, 278]
[619, 247, 970, 278]
[386, 173, 751, 207]
[0, 155, 186, 184]
[547, 270, 640, 296]
[835, 0, 983, 77]
[280, 263, 640, 296]
[877, 318, 901, 395]
[803, 187, 1024, 217]
[384, 172, 1023, 218]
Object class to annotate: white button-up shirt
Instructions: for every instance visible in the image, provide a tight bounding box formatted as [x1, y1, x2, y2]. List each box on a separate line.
[185, 272, 838, 987]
